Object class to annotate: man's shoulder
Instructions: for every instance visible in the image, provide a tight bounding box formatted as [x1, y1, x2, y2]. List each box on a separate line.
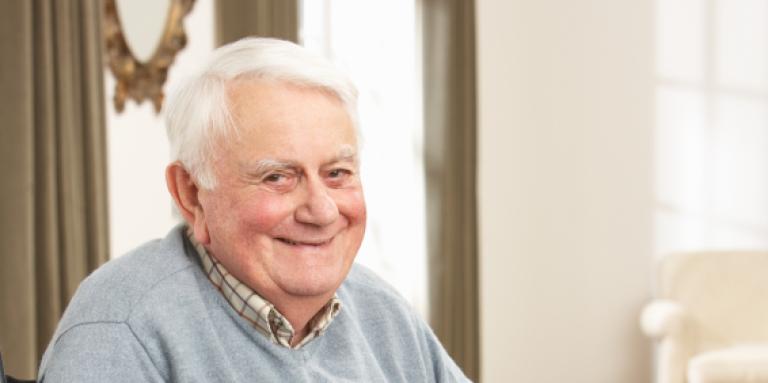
[337, 265, 471, 382]
[339, 264, 417, 320]
[343, 264, 404, 300]
[56, 225, 199, 329]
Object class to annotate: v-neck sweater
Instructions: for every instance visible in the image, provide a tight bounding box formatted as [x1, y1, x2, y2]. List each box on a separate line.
[38, 225, 469, 382]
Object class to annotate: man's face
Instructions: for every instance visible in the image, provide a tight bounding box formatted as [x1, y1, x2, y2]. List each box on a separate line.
[196, 79, 366, 305]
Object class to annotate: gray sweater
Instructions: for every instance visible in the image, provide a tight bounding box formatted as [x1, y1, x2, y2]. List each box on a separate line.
[38, 226, 469, 382]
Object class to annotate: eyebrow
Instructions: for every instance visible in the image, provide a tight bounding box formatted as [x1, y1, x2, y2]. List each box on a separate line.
[241, 145, 359, 176]
[242, 159, 298, 177]
[333, 144, 358, 164]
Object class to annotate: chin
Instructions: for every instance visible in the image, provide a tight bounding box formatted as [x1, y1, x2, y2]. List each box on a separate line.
[276, 266, 349, 298]
[279, 280, 339, 298]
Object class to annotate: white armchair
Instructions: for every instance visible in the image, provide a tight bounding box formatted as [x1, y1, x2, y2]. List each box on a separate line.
[641, 251, 768, 383]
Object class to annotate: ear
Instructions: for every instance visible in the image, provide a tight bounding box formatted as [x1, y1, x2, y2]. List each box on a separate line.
[165, 162, 211, 245]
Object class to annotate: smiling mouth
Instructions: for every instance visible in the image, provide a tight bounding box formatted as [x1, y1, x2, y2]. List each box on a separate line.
[275, 237, 333, 247]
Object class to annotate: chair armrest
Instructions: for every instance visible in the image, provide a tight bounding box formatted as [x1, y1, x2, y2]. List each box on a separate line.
[640, 299, 686, 340]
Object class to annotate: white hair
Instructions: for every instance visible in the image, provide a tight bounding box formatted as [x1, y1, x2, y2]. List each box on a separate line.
[164, 37, 359, 189]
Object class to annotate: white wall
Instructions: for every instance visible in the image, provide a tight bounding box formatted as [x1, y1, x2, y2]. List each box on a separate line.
[477, 0, 768, 379]
[476, 1, 654, 382]
[106, 0, 214, 257]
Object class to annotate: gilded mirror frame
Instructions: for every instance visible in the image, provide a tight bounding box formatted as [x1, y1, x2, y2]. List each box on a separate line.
[104, 0, 196, 113]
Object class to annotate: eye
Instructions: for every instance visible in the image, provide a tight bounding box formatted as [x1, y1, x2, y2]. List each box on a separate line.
[326, 168, 354, 186]
[264, 173, 285, 182]
[328, 169, 348, 178]
[261, 172, 297, 190]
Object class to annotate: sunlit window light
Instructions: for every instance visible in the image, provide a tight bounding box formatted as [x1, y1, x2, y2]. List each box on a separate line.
[300, 0, 428, 318]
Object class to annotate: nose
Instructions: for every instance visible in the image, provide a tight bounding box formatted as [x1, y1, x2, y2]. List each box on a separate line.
[295, 177, 339, 226]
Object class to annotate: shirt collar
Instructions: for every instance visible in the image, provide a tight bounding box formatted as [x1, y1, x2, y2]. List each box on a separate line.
[186, 229, 341, 349]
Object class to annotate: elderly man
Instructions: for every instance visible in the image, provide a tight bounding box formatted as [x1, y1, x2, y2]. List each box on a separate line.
[37, 38, 468, 382]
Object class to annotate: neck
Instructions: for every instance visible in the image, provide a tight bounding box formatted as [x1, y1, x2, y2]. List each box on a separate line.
[271, 293, 333, 346]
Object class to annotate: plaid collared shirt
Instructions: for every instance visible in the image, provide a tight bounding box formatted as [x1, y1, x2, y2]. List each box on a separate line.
[187, 232, 341, 349]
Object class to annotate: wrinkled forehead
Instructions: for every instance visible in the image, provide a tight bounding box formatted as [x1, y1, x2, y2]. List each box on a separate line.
[228, 78, 355, 130]
[210, 78, 359, 165]
[225, 76, 349, 114]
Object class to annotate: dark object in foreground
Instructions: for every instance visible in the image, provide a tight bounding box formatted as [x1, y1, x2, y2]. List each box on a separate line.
[0, 352, 36, 383]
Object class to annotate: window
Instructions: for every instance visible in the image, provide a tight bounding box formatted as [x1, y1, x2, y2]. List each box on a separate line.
[655, 0, 768, 255]
[300, 0, 428, 317]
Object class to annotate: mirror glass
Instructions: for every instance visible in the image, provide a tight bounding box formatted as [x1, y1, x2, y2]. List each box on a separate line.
[115, 0, 172, 62]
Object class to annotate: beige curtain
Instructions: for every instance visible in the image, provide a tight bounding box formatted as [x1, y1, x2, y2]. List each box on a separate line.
[215, 0, 298, 45]
[0, 0, 109, 378]
[422, 0, 480, 381]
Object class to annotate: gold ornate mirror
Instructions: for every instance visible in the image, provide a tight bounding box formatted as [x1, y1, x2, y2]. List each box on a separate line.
[104, 0, 196, 113]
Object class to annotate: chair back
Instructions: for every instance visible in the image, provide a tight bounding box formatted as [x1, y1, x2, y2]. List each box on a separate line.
[659, 251, 768, 350]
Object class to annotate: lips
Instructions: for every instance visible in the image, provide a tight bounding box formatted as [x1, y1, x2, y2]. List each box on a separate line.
[275, 237, 333, 246]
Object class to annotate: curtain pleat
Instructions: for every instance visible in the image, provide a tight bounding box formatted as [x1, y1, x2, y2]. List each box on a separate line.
[215, 0, 298, 45]
[0, 1, 36, 377]
[422, 0, 480, 381]
[0, 0, 109, 379]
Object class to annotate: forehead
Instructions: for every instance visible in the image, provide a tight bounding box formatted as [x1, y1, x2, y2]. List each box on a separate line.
[220, 79, 358, 164]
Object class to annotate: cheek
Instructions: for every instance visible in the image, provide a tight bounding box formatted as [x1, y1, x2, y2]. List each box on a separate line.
[233, 193, 297, 233]
[335, 189, 367, 224]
